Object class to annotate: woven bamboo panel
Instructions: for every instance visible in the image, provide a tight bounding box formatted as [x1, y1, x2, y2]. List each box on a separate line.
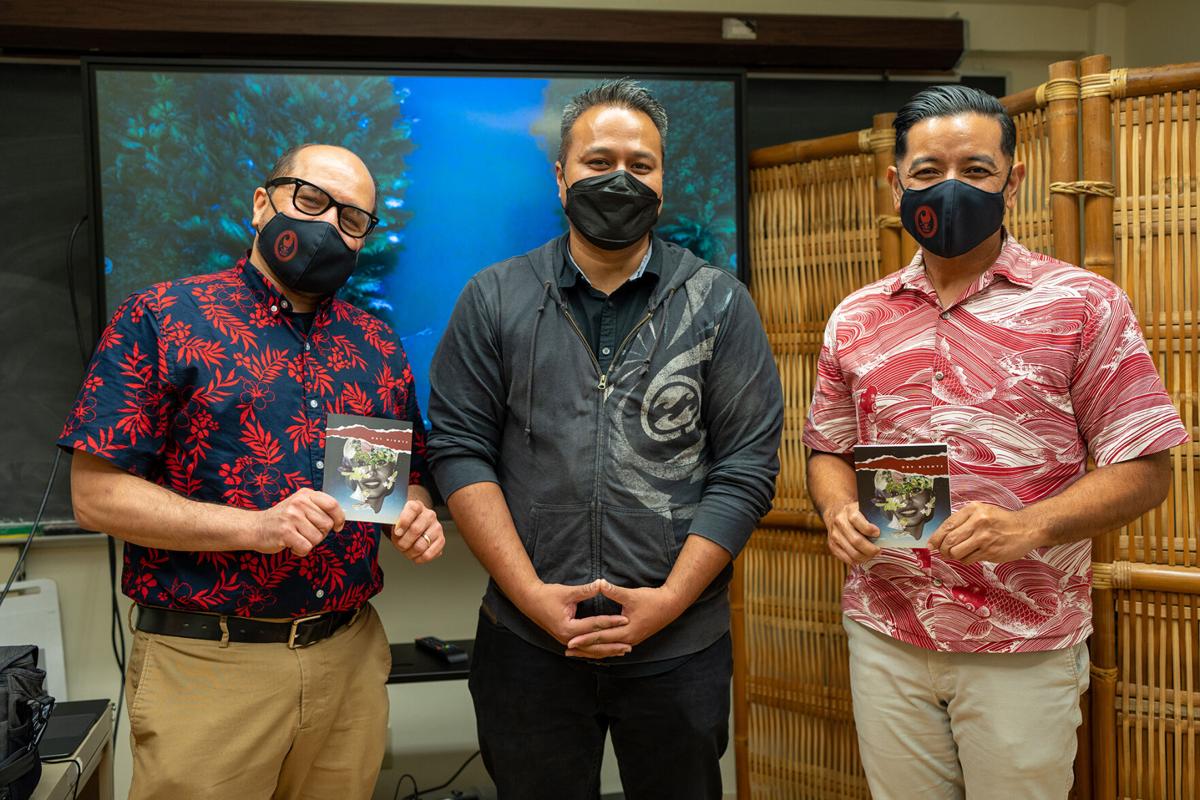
[1009, 105, 1056, 255]
[1110, 84, 1200, 800]
[743, 529, 866, 800]
[748, 155, 878, 516]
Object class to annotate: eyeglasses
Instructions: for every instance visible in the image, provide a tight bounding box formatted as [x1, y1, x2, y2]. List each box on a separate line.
[264, 177, 379, 238]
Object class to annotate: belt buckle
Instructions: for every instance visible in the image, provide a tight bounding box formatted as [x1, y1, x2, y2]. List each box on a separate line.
[287, 614, 324, 649]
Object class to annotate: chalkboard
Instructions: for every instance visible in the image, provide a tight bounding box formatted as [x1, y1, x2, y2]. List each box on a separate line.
[0, 62, 95, 526]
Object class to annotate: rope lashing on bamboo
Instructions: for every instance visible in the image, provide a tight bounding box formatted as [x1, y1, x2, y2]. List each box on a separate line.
[1091, 560, 1134, 589]
[868, 128, 895, 154]
[1035, 77, 1080, 107]
[1049, 180, 1117, 197]
[1090, 665, 1119, 682]
[876, 215, 902, 229]
[856, 129, 873, 154]
[1081, 72, 1113, 99]
[1109, 68, 1128, 99]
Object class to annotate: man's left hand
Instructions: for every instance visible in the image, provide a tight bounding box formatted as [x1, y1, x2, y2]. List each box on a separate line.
[928, 502, 1041, 564]
[391, 500, 445, 564]
[564, 580, 686, 659]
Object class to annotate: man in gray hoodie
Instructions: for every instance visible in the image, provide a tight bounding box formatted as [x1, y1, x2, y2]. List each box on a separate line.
[427, 78, 783, 800]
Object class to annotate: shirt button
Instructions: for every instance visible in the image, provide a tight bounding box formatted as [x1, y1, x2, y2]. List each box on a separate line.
[280, 299, 289, 309]
[270, 304, 278, 313]
[940, 311, 950, 320]
[315, 589, 325, 599]
[309, 399, 319, 408]
[304, 342, 311, 351]
[934, 371, 945, 381]
[932, 578, 943, 587]
[316, 460, 325, 470]
[601, 347, 611, 356]
[980, 607, 991, 617]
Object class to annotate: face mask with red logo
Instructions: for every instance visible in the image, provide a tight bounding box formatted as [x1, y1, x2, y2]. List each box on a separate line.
[899, 173, 1009, 259]
[256, 212, 358, 296]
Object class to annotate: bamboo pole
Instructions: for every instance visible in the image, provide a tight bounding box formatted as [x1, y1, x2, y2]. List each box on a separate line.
[1079, 52, 1119, 800]
[1081, 54, 1117, 283]
[1115, 61, 1200, 100]
[870, 112, 901, 280]
[750, 128, 870, 169]
[1047, 59, 1082, 267]
[1094, 560, 1200, 594]
[730, 553, 750, 799]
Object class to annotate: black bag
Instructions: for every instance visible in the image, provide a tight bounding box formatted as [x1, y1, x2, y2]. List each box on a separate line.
[0, 646, 53, 800]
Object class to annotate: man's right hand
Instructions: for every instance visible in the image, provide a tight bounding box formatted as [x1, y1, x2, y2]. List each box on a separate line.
[252, 488, 346, 557]
[517, 580, 631, 657]
[824, 499, 881, 566]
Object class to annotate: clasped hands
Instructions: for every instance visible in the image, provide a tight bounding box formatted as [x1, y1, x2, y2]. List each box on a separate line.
[519, 579, 686, 660]
[824, 499, 1042, 567]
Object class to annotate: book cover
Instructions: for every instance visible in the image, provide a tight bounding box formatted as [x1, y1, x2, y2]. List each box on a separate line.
[322, 414, 413, 523]
[853, 443, 950, 549]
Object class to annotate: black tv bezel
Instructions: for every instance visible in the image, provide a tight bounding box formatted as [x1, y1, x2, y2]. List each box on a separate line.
[82, 56, 749, 336]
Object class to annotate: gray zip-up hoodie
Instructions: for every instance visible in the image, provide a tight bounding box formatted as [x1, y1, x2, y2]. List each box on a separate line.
[427, 234, 783, 663]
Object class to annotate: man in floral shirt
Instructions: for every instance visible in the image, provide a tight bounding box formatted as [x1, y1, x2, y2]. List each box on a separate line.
[60, 144, 443, 799]
[805, 86, 1188, 799]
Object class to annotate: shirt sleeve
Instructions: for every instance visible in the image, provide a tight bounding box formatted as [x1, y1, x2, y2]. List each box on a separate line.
[57, 290, 175, 478]
[802, 308, 858, 454]
[1070, 283, 1189, 466]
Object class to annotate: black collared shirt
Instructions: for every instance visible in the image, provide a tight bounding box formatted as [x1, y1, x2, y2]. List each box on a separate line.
[558, 240, 662, 373]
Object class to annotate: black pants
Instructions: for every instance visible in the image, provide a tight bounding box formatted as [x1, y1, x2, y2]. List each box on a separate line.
[468, 612, 731, 800]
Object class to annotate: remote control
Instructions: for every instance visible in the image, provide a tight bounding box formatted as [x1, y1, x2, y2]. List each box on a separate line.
[415, 636, 469, 665]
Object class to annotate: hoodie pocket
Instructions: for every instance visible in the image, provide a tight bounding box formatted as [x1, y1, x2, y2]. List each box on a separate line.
[528, 502, 593, 586]
[601, 505, 677, 589]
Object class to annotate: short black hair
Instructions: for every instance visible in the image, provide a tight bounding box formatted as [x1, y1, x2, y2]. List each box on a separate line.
[558, 78, 668, 165]
[894, 85, 1016, 163]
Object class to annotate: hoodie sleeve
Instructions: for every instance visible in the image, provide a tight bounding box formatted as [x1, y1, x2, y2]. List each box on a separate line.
[688, 278, 783, 557]
[426, 275, 507, 499]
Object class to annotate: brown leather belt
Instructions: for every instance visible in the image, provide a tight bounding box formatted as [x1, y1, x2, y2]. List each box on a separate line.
[135, 605, 361, 649]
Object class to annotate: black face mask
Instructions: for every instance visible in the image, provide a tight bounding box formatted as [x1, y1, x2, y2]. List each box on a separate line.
[256, 211, 358, 296]
[564, 170, 660, 251]
[899, 174, 1009, 259]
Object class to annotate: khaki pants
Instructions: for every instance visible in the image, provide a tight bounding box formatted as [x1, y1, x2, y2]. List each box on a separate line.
[843, 616, 1088, 800]
[126, 603, 392, 800]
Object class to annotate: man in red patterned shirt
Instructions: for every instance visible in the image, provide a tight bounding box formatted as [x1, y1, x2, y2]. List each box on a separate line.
[805, 86, 1188, 799]
[61, 144, 444, 799]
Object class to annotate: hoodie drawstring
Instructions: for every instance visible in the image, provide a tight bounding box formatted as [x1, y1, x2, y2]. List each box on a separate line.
[525, 280, 553, 443]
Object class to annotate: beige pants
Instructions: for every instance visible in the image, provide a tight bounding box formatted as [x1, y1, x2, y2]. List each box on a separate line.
[843, 616, 1088, 800]
[126, 603, 392, 800]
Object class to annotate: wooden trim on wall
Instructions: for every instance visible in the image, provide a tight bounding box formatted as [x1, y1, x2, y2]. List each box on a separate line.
[0, 0, 964, 70]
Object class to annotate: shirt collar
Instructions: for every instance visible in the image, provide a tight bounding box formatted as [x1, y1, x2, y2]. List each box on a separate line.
[558, 238, 657, 289]
[885, 231, 1035, 300]
[238, 252, 334, 318]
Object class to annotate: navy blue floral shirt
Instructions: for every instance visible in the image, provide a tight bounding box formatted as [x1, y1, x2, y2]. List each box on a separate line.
[58, 257, 428, 618]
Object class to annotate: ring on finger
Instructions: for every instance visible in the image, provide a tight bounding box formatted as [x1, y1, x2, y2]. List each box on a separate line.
[421, 532, 433, 547]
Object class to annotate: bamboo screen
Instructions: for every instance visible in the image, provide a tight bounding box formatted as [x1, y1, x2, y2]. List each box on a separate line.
[1082, 59, 1200, 800]
[743, 139, 879, 798]
[1009, 100, 1056, 255]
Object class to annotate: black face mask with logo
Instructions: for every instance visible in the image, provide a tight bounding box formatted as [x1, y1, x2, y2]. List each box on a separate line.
[899, 173, 1010, 259]
[564, 170, 661, 251]
[256, 212, 358, 296]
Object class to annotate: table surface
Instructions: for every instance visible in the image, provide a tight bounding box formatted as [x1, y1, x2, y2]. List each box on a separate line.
[388, 639, 473, 684]
[32, 700, 113, 800]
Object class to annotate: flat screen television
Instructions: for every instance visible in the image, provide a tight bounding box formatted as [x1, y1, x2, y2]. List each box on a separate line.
[85, 60, 745, 419]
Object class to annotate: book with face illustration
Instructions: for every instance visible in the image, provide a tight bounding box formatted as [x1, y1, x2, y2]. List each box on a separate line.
[322, 414, 413, 523]
[853, 443, 950, 549]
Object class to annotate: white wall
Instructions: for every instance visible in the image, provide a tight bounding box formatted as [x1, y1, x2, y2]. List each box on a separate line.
[1124, 0, 1200, 68]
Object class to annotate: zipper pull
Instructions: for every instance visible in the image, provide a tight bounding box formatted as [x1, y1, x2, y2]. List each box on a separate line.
[598, 374, 607, 391]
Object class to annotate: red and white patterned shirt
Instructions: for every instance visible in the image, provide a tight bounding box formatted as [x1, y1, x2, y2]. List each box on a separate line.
[804, 235, 1188, 653]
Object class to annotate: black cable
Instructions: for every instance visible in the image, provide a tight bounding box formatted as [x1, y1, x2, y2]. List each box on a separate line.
[403, 751, 481, 800]
[65, 215, 90, 368]
[392, 773, 418, 800]
[0, 450, 61, 610]
[42, 757, 83, 800]
[64, 213, 126, 741]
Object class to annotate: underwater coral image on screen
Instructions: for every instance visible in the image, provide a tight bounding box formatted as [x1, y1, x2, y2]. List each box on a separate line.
[91, 67, 740, 417]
